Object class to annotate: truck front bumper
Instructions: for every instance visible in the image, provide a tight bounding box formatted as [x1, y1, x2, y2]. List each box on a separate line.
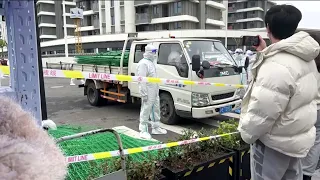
[192, 99, 242, 119]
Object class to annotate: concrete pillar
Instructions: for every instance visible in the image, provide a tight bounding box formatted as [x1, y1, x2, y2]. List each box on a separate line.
[124, 0, 136, 33]
[198, 0, 206, 29]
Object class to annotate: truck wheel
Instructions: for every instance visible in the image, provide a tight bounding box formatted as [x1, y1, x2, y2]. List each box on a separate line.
[87, 81, 101, 106]
[160, 93, 180, 125]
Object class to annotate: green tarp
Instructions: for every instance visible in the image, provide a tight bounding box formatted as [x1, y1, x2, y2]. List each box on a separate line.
[75, 51, 130, 67]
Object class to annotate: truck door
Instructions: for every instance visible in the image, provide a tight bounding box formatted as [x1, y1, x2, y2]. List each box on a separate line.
[157, 42, 192, 114]
[128, 43, 148, 97]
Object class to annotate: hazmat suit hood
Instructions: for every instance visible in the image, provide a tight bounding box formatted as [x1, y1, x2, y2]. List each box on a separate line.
[262, 31, 320, 62]
[143, 44, 158, 62]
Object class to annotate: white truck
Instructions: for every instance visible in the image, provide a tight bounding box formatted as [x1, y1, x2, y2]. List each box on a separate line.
[53, 36, 243, 125]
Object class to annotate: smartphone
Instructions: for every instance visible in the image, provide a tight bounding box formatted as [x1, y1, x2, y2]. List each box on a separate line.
[241, 36, 260, 46]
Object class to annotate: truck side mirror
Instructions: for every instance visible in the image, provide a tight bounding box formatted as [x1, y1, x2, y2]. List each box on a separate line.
[192, 55, 201, 71]
[202, 61, 210, 70]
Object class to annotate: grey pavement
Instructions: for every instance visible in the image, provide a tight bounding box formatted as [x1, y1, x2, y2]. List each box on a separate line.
[0, 77, 319, 179]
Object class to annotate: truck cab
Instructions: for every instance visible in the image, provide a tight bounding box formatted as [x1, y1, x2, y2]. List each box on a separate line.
[128, 38, 242, 124]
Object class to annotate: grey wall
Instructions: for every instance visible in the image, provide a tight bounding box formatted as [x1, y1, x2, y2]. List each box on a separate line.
[198, 0, 206, 29]
[182, 1, 197, 17]
[38, 3, 55, 12]
[206, 6, 222, 20]
[38, 15, 55, 24]
[54, 1, 63, 39]
[40, 27, 56, 35]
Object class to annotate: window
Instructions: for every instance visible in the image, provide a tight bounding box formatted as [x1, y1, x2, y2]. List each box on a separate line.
[154, 24, 161, 30]
[134, 44, 147, 63]
[174, 22, 182, 29]
[111, 0, 114, 7]
[250, 1, 256, 7]
[249, 22, 255, 28]
[173, 1, 182, 15]
[153, 5, 159, 15]
[163, 23, 169, 30]
[158, 43, 189, 78]
[111, 15, 115, 25]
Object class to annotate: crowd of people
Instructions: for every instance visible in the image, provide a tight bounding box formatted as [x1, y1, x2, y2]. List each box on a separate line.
[0, 3, 320, 180]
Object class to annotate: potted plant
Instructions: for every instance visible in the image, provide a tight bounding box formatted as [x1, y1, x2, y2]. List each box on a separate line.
[213, 120, 250, 180]
[160, 129, 235, 180]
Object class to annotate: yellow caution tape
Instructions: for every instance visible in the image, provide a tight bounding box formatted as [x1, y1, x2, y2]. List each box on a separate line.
[0, 66, 246, 88]
[64, 132, 239, 164]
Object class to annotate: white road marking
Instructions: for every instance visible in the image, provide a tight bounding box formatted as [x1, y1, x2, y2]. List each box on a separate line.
[112, 126, 159, 142]
[159, 123, 189, 135]
[50, 86, 64, 89]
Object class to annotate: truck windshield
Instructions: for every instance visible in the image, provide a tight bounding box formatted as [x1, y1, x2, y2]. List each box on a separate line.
[183, 40, 235, 66]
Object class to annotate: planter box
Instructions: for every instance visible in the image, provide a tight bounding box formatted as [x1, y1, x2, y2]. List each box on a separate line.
[234, 146, 251, 180]
[161, 151, 235, 180]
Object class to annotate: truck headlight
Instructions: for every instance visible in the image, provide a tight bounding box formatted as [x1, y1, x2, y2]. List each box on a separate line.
[192, 93, 210, 107]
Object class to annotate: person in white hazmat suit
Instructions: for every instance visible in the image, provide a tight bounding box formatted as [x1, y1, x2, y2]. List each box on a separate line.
[244, 50, 255, 83]
[136, 44, 167, 139]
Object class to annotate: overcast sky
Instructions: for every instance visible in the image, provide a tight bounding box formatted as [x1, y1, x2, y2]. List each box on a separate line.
[275, 1, 320, 29]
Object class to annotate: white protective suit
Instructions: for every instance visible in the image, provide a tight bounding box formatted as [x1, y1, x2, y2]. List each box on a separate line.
[245, 50, 255, 83]
[136, 44, 167, 139]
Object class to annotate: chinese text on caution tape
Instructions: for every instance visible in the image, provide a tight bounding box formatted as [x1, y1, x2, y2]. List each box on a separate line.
[0, 66, 246, 88]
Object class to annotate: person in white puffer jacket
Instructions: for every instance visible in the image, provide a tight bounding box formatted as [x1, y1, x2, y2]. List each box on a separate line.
[238, 5, 320, 180]
[301, 31, 320, 180]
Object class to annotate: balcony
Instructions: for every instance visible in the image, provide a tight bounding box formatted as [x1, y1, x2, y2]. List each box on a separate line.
[136, 13, 151, 25]
[134, 0, 151, 6]
[206, 0, 226, 10]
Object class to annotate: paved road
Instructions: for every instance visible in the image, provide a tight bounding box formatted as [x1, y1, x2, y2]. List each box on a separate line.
[1, 77, 319, 179]
[43, 78, 236, 142]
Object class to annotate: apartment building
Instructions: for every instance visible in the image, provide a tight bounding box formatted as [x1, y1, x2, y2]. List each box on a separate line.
[99, 0, 228, 34]
[0, 15, 6, 42]
[227, 0, 275, 30]
[36, 0, 227, 42]
[36, 0, 76, 42]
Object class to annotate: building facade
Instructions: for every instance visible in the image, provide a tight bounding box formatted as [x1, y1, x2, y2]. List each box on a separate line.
[36, 0, 76, 42]
[98, 0, 228, 34]
[37, 0, 228, 42]
[227, 0, 275, 30]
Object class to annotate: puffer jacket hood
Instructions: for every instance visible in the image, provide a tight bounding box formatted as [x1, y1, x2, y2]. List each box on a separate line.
[263, 31, 320, 62]
[238, 31, 320, 158]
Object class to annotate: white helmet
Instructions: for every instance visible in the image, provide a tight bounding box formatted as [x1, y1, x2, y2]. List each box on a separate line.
[245, 50, 254, 56]
[235, 48, 244, 54]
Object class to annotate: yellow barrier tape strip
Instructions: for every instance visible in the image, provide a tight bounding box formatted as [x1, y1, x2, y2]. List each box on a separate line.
[115, 75, 133, 82]
[0, 67, 246, 88]
[166, 142, 179, 147]
[63, 70, 85, 79]
[0, 66, 9, 75]
[92, 152, 112, 160]
[64, 132, 239, 164]
[127, 147, 143, 154]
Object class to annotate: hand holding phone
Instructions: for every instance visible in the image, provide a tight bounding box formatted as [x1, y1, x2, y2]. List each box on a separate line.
[242, 35, 267, 52]
[241, 36, 260, 46]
